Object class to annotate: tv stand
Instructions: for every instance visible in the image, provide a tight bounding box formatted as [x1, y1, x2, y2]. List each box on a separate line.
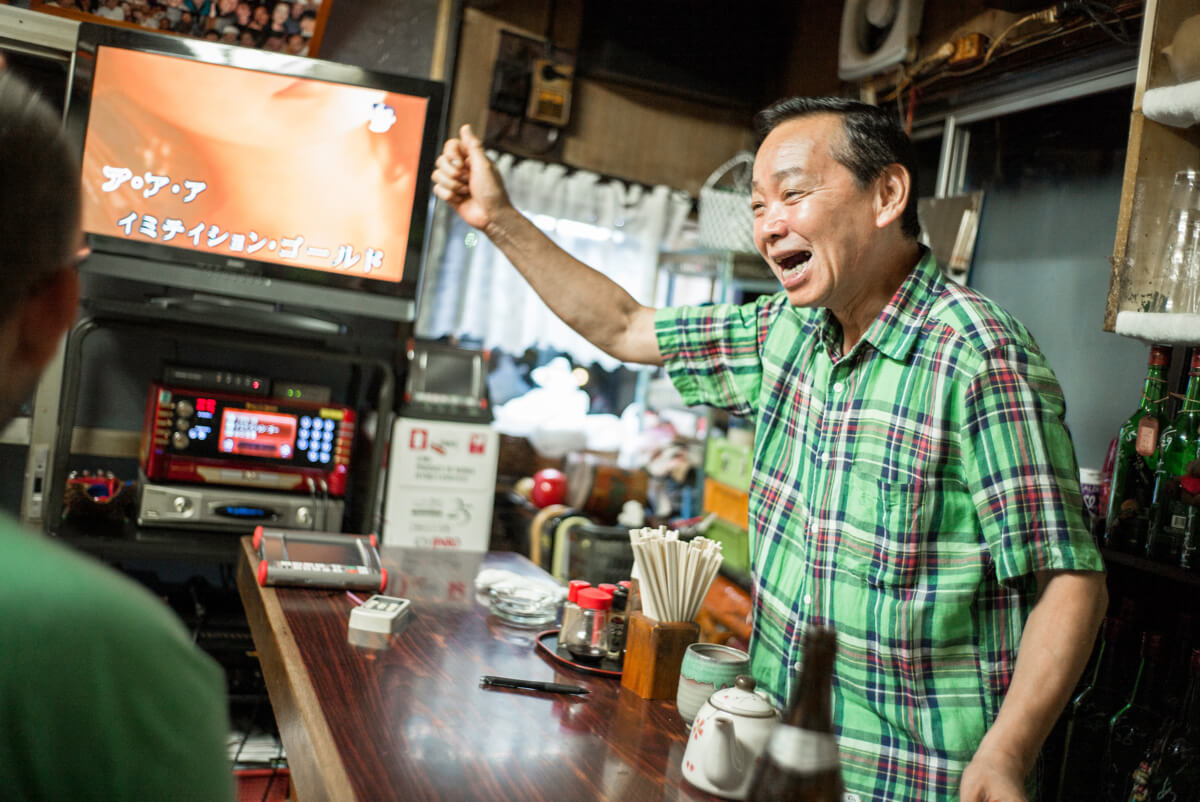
[39, 314, 396, 538]
[146, 294, 346, 337]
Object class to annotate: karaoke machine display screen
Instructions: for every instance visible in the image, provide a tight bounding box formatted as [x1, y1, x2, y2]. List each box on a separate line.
[80, 46, 429, 283]
[219, 408, 299, 459]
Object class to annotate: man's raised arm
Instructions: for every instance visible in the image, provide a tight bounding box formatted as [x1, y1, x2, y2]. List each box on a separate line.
[431, 124, 663, 366]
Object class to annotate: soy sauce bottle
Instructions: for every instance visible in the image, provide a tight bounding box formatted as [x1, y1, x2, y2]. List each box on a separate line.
[746, 626, 842, 801]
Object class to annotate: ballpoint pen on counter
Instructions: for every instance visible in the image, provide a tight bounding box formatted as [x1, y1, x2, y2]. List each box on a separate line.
[480, 675, 589, 695]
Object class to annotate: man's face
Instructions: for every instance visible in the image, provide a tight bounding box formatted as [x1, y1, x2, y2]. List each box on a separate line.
[218, 0, 236, 13]
[253, 5, 269, 24]
[751, 114, 882, 318]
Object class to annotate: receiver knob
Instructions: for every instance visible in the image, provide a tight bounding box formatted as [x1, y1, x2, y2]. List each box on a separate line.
[172, 495, 192, 514]
[296, 507, 312, 526]
[175, 400, 194, 418]
[171, 431, 189, 449]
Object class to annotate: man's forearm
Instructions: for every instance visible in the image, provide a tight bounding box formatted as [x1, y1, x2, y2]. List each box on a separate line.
[973, 571, 1108, 777]
[483, 207, 663, 366]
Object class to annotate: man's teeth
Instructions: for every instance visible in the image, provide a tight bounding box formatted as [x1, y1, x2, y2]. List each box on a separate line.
[780, 253, 811, 275]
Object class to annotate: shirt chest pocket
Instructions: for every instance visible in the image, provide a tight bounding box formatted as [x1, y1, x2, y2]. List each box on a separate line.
[840, 469, 932, 588]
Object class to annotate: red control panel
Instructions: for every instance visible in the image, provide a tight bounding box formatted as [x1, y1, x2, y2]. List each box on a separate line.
[140, 383, 355, 496]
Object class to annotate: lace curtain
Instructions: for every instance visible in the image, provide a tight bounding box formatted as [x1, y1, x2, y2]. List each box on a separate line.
[416, 152, 693, 371]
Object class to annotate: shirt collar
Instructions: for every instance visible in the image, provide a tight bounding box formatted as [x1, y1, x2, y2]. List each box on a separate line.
[809, 246, 941, 364]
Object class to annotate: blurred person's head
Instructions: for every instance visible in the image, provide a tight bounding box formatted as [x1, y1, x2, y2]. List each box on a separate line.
[285, 32, 305, 54]
[263, 34, 284, 51]
[271, 1, 289, 25]
[235, 1, 250, 23]
[298, 9, 315, 36]
[251, 3, 269, 26]
[0, 73, 83, 427]
[217, 0, 236, 13]
[239, 29, 257, 47]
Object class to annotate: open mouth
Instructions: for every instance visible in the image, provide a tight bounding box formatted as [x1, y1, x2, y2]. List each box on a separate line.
[775, 250, 812, 278]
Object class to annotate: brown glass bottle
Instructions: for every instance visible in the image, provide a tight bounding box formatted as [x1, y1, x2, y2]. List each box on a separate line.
[746, 627, 842, 802]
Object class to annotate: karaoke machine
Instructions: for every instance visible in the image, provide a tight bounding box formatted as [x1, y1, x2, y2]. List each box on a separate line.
[140, 383, 356, 496]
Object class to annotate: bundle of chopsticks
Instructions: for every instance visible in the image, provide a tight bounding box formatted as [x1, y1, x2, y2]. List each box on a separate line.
[628, 526, 723, 623]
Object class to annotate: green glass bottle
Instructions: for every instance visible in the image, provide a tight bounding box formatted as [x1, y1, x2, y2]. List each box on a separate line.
[1148, 348, 1200, 567]
[1105, 345, 1171, 554]
[1056, 617, 1137, 801]
[1104, 632, 1167, 800]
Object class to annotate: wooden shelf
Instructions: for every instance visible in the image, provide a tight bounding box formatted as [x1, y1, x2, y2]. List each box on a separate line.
[1102, 546, 1200, 588]
[1106, 0, 1200, 330]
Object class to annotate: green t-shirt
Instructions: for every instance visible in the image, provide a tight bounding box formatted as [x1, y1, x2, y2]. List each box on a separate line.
[0, 513, 234, 800]
[655, 250, 1103, 801]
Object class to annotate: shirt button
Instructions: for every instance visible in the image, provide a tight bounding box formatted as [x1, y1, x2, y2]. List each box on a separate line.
[819, 453, 830, 463]
[832, 381, 845, 393]
[804, 594, 813, 605]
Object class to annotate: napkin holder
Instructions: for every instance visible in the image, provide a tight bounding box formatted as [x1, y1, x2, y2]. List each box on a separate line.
[620, 611, 700, 699]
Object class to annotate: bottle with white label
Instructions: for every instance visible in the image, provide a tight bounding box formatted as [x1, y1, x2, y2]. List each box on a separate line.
[746, 626, 843, 802]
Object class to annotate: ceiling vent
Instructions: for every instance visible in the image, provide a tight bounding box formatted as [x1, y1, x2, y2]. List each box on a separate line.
[838, 0, 925, 82]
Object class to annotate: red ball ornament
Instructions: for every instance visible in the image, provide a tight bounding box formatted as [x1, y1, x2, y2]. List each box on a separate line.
[530, 468, 568, 508]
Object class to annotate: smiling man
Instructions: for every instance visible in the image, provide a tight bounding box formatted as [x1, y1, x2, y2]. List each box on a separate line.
[432, 96, 1106, 801]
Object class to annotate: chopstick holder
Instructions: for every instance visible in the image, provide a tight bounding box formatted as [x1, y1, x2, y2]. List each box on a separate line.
[620, 611, 699, 699]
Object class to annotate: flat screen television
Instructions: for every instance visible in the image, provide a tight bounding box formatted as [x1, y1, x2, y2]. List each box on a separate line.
[63, 22, 445, 325]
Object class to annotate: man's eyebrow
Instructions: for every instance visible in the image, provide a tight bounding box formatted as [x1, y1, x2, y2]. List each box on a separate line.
[751, 166, 807, 192]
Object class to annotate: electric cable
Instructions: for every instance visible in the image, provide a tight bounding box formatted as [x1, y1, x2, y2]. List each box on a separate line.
[882, 3, 1143, 102]
[981, 7, 1062, 69]
[881, 1, 1141, 103]
[1075, 0, 1137, 46]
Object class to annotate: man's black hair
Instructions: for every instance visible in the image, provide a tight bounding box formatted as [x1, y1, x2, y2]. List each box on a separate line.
[0, 72, 81, 323]
[754, 96, 921, 240]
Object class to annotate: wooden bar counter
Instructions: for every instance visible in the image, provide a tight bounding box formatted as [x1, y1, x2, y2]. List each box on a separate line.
[236, 537, 721, 801]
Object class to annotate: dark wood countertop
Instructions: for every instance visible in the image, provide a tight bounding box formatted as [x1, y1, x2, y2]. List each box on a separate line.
[236, 537, 720, 801]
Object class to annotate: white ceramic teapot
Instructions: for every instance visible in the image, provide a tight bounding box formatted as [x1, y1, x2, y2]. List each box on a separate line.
[681, 674, 781, 799]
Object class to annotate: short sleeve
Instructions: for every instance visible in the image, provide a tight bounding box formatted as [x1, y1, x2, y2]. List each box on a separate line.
[654, 296, 783, 416]
[960, 346, 1104, 583]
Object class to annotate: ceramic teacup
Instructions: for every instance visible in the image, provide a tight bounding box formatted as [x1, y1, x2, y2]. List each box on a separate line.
[675, 642, 751, 726]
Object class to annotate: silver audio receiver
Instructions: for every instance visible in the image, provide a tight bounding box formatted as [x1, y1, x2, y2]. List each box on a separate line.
[137, 478, 343, 532]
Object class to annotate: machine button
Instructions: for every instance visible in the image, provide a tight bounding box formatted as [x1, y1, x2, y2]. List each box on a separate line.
[175, 400, 195, 418]
[172, 495, 192, 514]
[171, 431, 189, 449]
[175, 417, 190, 431]
[296, 507, 312, 526]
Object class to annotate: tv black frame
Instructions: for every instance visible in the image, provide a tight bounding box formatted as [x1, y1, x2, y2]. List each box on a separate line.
[63, 22, 446, 324]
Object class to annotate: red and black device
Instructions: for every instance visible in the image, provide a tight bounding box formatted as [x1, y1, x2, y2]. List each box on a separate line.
[140, 383, 356, 496]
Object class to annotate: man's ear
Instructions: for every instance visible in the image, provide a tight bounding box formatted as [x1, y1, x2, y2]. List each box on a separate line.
[13, 268, 80, 374]
[873, 163, 912, 230]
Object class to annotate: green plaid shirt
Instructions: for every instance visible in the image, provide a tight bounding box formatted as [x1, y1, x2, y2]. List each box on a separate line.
[656, 250, 1103, 801]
